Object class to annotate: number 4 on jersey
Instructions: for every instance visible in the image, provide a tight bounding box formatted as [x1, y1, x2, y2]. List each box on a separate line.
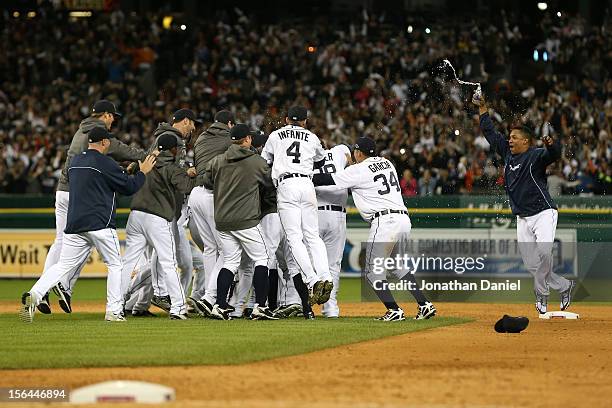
[286, 141, 301, 163]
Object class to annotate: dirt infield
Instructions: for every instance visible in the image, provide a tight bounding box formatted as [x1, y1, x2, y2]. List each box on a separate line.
[1, 302, 611, 408]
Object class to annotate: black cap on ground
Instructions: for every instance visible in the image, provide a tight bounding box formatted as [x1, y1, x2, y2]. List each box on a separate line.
[230, 123, 252, 140]
[88, 127, 115, 143]
[354, 136, 376, 156]
[287, 106, 307, 121]
[157, 134, 178, 151]
[494, 315, 530, 333]
[172, 108, 202, 125]
[92, 100, 121, 117]
[214, 110, 235, 125]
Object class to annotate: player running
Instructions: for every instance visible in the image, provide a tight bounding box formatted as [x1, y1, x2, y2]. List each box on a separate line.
[472, 91, 575, 314]
[313, 137, 436, 321]
[20, 128, 156, 323]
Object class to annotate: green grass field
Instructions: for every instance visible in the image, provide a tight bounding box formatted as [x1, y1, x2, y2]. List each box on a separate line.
[0, 278, 469, 370]
[0, 313, 467, 369]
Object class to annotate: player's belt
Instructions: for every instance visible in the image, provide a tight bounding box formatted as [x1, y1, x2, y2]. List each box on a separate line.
[278, 173, 310, 183]
[372, 209, 408, 219]
[317, 205, 346, 213]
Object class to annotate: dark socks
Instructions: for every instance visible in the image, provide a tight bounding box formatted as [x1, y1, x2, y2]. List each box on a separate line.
[268, 269, 279, 310]
[373, 280, 400, 310]
[292, 274, 312, 313]
[216, 268, 234, 309]
[253, 265, 270, 307]
[400, 273, 428, 305]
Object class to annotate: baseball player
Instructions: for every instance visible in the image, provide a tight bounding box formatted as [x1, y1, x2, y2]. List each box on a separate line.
[188, 110, 235, 315]
[199, 124, 277, 321]
[473, 92, 575, 314]
[20, 127, 156, 323]
[38, 100, 145, 315]
[122, 133, 205, 320]
[315, 142, 351, 318]
[313, 137, 436, 321]
[261, 106, 333, 306]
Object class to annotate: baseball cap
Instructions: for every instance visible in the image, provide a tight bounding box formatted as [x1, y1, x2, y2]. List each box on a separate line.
[354, 137, 376, 156]
[157, 134, 178, 151]
[88, 127, 115, 143]
[172, 108, 202, 125]
[214, 110, 235, 125]
[92, 100, 122, 117]
[230, 124, 253, 140]
[287, 106, 307, 121]
[251, 130, 268, 148]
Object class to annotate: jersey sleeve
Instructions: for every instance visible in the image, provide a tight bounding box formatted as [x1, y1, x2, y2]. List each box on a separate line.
[102, 158, 146, 196]
[260, 134, 275, 164]
[313, 137, 326, 162]
[537, 139, 562, 166]
[331, 162, 363, 189]
[479, 113, 510, 160]
[332, 144, 351, 169]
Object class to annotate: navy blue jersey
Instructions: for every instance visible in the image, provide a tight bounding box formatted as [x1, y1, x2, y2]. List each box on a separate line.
[65, 149, 146, 234]
[480, 113, 560, 217]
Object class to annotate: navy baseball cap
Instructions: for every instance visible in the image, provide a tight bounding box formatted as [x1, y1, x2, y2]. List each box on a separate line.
[172, 109, 202, 125]
[157, 134, 178, 151]
[92, 100, 121, 117]
[214, 110, 235, 125]
[88, 127, 115, 143]
[230, 124, 254, 140]
[287, 106, 307, 121]
[251, 130, 268, 148]
[354, 137, 376, 156]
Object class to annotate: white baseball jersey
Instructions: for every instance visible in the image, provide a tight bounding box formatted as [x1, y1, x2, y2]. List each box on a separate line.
[261, 125, 326, 181]
[315, 144, 350, 207]
[331, 157, 407, 220]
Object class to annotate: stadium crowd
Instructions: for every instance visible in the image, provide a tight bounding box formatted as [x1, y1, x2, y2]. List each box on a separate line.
[0, 5, 610, 196]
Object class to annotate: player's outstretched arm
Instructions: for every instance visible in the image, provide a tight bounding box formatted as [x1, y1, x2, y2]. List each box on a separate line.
[107, 138, 147, 162]
[473, 91, 510, 159]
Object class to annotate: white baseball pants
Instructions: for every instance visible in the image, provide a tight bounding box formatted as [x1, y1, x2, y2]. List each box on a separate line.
[318, 209, 346, 317]
[31, 228, 124, 314]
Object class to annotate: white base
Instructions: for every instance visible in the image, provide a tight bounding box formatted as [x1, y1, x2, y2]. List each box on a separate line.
[539, 311, 580, 320]
[69, 380, 175, 404]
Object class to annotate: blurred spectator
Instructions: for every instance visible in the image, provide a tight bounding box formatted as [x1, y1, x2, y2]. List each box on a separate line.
[0, 6, 609, 196]
[400, 169, 418, 197]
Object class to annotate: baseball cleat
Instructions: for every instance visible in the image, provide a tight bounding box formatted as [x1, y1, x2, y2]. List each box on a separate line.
[274, 304, 303, 318]
[169, 313, 189, 320]
[132, 310, 156, 317]
[36, 292, 51, 314]
[415, 302, 436, 320]
[210, 304, 232, 321]
[20, 292, 36, 323]
[53, 283, 72, 313]
[189, 296, 212, 317]
[151, 295, 171, 313]
[377, 308, 405, 322]
[535, 295, 548, 314]
[560, 280, 576, 311]
[105, 311, 126, 322]
[242, 307, 253, 319]
[304, 310, 315, 320]
[251, 306, 279, 321]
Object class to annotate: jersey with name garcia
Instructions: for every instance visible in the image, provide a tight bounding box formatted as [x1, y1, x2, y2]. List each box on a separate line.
[331, 157, 407, 220]
[261, 125, 326, 181]
[316, 144, 351, 207]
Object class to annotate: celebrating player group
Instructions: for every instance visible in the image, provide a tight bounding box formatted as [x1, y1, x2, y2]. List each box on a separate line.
[19, 88, 573, 323]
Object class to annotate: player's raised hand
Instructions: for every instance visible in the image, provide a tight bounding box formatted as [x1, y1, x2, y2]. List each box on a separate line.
[138, 154, 157, 174]
[472, 89, 485, 107]
[187, 167, 197, 177]
[542, 135, 554, 146]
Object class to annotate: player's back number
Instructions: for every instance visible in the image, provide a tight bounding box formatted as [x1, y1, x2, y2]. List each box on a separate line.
[286, 141, 301, 163]
[374, 172, 400, 195]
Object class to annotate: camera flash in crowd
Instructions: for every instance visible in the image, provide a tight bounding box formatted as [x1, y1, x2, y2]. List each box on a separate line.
[425, 27, 431, 34]
[307, 46, 316, 53]
[454, 130, 460, 136]
[407, 25, 413, 33]
[537, 2, 548, 11]
[180, 24, 187, 31]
